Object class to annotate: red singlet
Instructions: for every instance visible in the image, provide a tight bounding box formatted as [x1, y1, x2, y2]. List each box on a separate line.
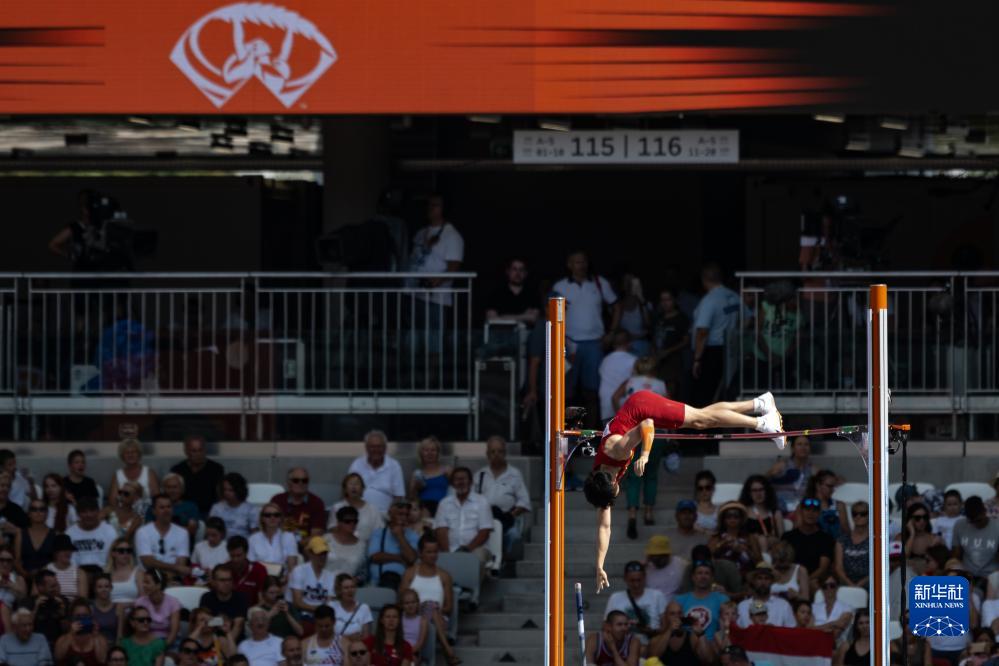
[593, 390, 686, 482]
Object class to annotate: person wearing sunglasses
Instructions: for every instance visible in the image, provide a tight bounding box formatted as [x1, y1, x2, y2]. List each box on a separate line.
[177, 638, 202, 666]
[804, 470, 848, 539]
[330, 474, 385, 545]
[15, 498, 54, 578]
[901, 501, 943, 559]
[54, 597, 109, 665]
[346, 640, 372, 666]
[583, 389, 784, 592]
[272, 468, 327, 543]
[248, 503, 300, 575]
[781, 496, 835, 589]
[107, 537, 141, 604]
[102, 480, 142, 544]
[0, 607, 52, 666]
[324, 506, 364, 579]
[811, 575, 852, 638]
[120, 607, 166, 666]
[834, 501, 870, 590]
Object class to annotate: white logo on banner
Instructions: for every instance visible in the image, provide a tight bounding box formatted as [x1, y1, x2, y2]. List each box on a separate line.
[171, 2, 337, 108]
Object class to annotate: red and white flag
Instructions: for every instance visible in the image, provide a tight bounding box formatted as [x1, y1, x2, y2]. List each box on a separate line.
[729, 624, 835, 666]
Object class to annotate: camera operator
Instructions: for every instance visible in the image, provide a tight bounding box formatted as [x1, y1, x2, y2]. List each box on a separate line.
[646, 601, 713, 665]
[48, 190, 132, 271]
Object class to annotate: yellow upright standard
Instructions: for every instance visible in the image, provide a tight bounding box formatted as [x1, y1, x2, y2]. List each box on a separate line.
[545, 297, 566, 666]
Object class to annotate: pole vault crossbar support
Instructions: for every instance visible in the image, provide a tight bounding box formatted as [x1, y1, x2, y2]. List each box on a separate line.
[870, 284, 891, 666]
[545, 297, 566, 666]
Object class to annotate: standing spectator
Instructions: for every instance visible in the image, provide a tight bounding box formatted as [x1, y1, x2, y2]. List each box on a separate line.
[811, 575, 853, 638]
[227, 535, 269, 606]
[271, 468, 327, 541]
[259, 576, 304, 639]
[598, 330, 636, 423]
[302, 605, 346, 665]
[0, 608, 53, 666]
[408, 436, 451, 518]
[199, 563, 247, 640]
[664, 500, 709, 560]
[769, 541, 810, 601]
[693, 471, 718, 534]
[474, 436, 531, 571]
[0, 545, 25, 608]
[135, 494, 191, 583]
[805, 470, 848, 538]
[348, 431, 406, 515]
[15, 498, 54, 577]
[210, 473, 258, 539]
[735, 563, 794, 628]
[585, 610, 640, 666]
[612, 356, 668, 412]
[65, 496, 117, 574]
[739, 475, 784, 555]
[433, 467, 493, 572]
[399, 536, 459, 666]
[331, 574, 373, 641]
[63, 449, 99, 505]
[237, 607, 285, 666]
[53, 597, 108, 665]
[108, 537, 141, 604]
[31, 569, 65, 648]
[767, 436, 814, 511]
[410, 194, 464, 307]
[617, 274, 653, 356]
[41, 475, 76, 532]
[367, 500, 419, 590]
[102, 480, 142, 544]
[0, 450, 32, 511]
[324, 506, 366, 579]
[552, 250, 620, 426]
[484, 258, 538, 324]
[170, 434, 225, 517]
[248, 503, 300, 573]
[781, 497, 836, 588]
[690, 262, 741, 406]
[933, 490, 964, 549]
[651, 288, 690, 400]
[288, 537, 336, 617]
[363, 603, 413, 666]
[603, 561, 667, 647]
[108, 439, 159, 513]
[47, 534, 87, 599]
[192, 516, 230, 573]
[0, 472, 29, 545]
[643, 536, 685, 603]
[120, 607, 166, 666]
[330, 473, 385, 543]
[134, 570, 180, 647]
[953, 496, 999, 579]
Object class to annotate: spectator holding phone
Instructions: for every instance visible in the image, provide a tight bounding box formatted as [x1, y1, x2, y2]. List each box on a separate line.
[646, 600, 713, 664]
[54, 598, 109, 665]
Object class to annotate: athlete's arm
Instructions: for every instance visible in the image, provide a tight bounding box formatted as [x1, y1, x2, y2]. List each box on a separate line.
[633, 419, 655, 478]
[596, 507, 611, 593]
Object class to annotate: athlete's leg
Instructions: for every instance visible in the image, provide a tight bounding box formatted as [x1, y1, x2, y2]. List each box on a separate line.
[702, 399, 757, 415]
[681, 404, 758, 430]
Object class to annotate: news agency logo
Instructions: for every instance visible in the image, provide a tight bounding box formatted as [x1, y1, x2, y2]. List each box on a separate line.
[171, 2, 337, 108]
[909, 576, 969, 638]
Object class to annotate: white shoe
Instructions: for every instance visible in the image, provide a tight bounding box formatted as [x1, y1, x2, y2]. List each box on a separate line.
[757, 409, 786, 449]
[754, 391, 776, 416]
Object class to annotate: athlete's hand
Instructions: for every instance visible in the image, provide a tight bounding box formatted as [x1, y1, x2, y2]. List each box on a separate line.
[596, 567, 609, 593]
[634, 456, 648, 477]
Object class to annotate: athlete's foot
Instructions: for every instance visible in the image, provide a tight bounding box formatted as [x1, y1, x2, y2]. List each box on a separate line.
[757, 409, 786, 449]
[627, 517, 638, 540]
[753, 391, 776, 416]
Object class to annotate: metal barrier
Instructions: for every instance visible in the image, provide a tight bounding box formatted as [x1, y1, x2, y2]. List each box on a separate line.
[2, 272, 475, 432]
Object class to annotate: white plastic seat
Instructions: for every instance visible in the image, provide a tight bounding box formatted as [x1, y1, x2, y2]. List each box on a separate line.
[711, 483, 743, 505]
[437, 551, 481, 607]
[889, 620, 903, 641]
[166, 586, 206, 611]
[357, 586, 397, 613]
[945, 482, 995, 502]
[832, 482, 869, 506]
[887, 482, 935, 501]
[247, 482, 284, 506]
[837, 586, 868, 610]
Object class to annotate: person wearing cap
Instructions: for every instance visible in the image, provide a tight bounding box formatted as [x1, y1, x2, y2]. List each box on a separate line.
[736, 562, 794, 628]
[780, 496, 835, 589]
[603, 561, 667, 646]
[674, 557, 730, 639]
[709, 501, 761, 576]
[288, 536, 337, 616]
[643, 536, 685, 602]
[198, 563, 248, 642]
[584, 390, 784, 592]
[747, 600, 769, 626]
[584, 609, 640, 666]
[46, 533, 87, 599]
[664, 500, 709, 561]
[366, 500, 419, 590]
[953, 495, 999, 579]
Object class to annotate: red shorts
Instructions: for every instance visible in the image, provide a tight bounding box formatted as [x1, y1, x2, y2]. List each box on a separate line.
[594, 391, 686, 482]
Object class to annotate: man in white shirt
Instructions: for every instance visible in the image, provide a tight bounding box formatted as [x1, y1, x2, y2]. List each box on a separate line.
[135, 493, 191, 583]
[598, 330, 637, 421]
[65, 496, 117, 571]
[691, 262, 743, 406]
[410, 194, 464, 308]
[434, 466, 493, 575]
[603, 560, 667, 646]
[474, 436, 530, 572]
[237, 607, 284, 666]
[735, 562, 795, 628]
[347, 430, 405, 514]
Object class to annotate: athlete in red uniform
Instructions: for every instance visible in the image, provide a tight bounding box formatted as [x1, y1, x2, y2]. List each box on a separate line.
[586, 390, 783, 592]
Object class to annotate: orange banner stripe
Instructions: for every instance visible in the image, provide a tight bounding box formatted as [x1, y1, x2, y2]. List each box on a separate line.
[540, 61, 802, 80]
[547, 90, 848, 111]
[523, 47, 792, 63]
[575, 0, 888, 17]
[554, 74, 856, 96]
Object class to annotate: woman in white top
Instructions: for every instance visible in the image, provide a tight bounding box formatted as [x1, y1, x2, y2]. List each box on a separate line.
[248, 502, 299, 572]
[102, 480, 143, 544]
[400, 536, 459, 666]
[812, 575, 853, 639]
[42, 474, 77, 533]
[325, 506, 365, 580]
[329, 473, 384, 543]
[106, 536, 141, 604]
[330, 574, 372, 642]
[769, 541, 809, 601]
[108, 439, 159, 514]
[191, 517, 230, 574]
[48, 534, 88, 599]
[693, 471, 718, 533]
[209, 473, 258, 539]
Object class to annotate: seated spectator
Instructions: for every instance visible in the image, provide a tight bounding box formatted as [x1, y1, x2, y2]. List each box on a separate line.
[665, 500, 709, 560]
[677, 544, 743, 599]
[31, 569, 65, 648]
[281, 635, 303, 666]
[91, 573, 120, 644]
[953, 496, 999, 580]
[812, 575, 853, 638]
[325, 506, 366, 579]
[406, 499, 432, 539]
[433, 467, 493, 574]
[66, 496, 117, 576]
[408, 436, 451, 517]
[288, 536, 336, 618]
[740, 474, 784, 554]
[363, 603, 413, 666]
[102, 480, 142, 543]
[643, 536, 685, 603]
[108, 537, 141, 604]
[248, 503, 300, 573]
[986, 474, 999, 520]
[709, 501, 761, 576]
[736, 563, 794, 628]
[650, 599, 713, 663]
[0, 472, 29, 545]
[199, 563, 248, 640]
[347, 639, 373, 666]
[767, 435, 814, 511]
[47, 534, 87, 599]
[673, 546, 735, 640]
[747, 600, 770, 626]
[170, 434, 225, 517]
[711, 601, 738, 656]
[399, 589, 428, 661]
[585, 609, 640, 666]
[179, 636, 218, 666]
[16, 498, 53, 577]
[616, 274, 653, 357]
[835, 501, 870, 589]
[769, 541, 809, 602]
[0, 607, 53, 666]
[330, 473, 385, 543]
[399, 536, 459, 666]
[108, 438, 159, 513]
[791, 599, 813, 628]
[63, 449, 99, 505]
[41, 474, 77, 532]
[135, 494, 191, 584]
[210, 472, 258, 539]
[598, 330, 636, 423]
[331, 573, 372, 641]
[0, 545, 24, 608]
[694, 471, 718, 534]
[603, 561, 667, 647]
[302, 605, 347, 665]
[367, 500, 419, 591]
[134, 569, 180, 647]
[832, 608, 870, 665]
[192, 516, 230, 574]
[0, 450, 33, 511]
[227, 535, 268, 606]
[120, 606, 166, 666]
[474, 435, 531, 571]
[348, 430, 406, 514]
[900, 502, 943, 558]
[933, 489, 964, 549]
[53, 597, 108, 665]
[484, 257, 539, 325]
[259, 575, 303, 639]
[237, 607, 284, 666]
[146, 473, 201, 541]
[804, 469, 848, 538]
[782, 497, 835, 588]
[271, 468, 327, 541]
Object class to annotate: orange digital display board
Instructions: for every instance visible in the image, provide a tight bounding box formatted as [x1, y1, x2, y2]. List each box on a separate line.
[0, 0, 894, 114]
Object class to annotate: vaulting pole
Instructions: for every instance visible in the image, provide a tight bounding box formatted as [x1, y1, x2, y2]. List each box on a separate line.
[545, 297, 566, 666]
[869, 284, 890, 665]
